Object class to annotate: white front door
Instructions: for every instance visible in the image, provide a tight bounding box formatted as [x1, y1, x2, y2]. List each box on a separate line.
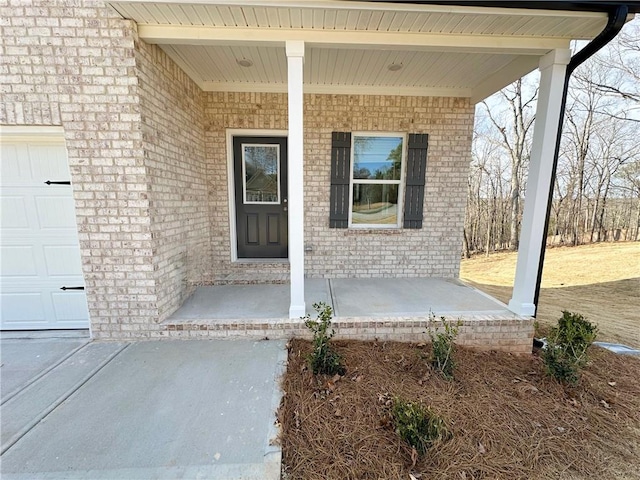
[0, 129, 90, 330]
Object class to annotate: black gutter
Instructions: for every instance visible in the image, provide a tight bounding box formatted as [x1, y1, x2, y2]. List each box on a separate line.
[532, 4, 629, 314]
[368, 1, 640, 14]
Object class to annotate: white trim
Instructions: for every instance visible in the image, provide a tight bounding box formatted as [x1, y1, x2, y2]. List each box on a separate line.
[200, 81, 473, 98]
[138, 25, 570, 54]
[0, 126, 66, 144]
[110, 0, 605, 19]
[539, 48, 572, 69]
[225, 129, 288, 263]
[348, 132, 406, 229]
[241, 143, 281, 205]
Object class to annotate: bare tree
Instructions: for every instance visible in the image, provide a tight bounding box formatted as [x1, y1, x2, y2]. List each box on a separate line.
[464, 18, 640, 256]
[481, 79, 538, 250]
[589, 19, 640, 120]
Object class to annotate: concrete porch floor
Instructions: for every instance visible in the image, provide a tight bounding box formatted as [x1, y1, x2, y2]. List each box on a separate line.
[169, 278, 512, 320]
[164, 278, 534, 354]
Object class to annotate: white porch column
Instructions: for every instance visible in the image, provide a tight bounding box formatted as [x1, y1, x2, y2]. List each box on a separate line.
[286, 40, 306, 318]
[508, 49, 571, 316]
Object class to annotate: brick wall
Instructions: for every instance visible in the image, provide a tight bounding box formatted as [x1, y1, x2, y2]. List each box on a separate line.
[0, 0, 211, 335]
[0, 0, 159, 338]
[135, 41, 211, 321]
[204, 93, 474, 279]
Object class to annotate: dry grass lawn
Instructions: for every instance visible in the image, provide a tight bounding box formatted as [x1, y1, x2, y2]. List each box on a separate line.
[460, 242, 640, 348]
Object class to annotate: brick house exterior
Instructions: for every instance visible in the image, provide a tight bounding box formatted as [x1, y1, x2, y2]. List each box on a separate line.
[1, 1, 475, 339]
[1, 1, 620, 351]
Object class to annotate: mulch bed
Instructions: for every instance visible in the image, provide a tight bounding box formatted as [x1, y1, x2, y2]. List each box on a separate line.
[279, 339, 640, 480]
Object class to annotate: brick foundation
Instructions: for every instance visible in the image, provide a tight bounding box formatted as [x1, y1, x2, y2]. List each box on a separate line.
[159, 315, 535, 355]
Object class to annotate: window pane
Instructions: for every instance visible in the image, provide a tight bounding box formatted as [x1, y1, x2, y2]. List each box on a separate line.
[352, 183, 399, 225]
[353, 136, 403, 180]
[243, 144, 279, 204]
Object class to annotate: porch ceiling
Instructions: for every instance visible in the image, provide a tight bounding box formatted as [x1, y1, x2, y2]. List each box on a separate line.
[108, 0, 613, 102]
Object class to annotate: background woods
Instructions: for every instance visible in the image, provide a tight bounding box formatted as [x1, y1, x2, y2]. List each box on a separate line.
[464, 18, 640, 257]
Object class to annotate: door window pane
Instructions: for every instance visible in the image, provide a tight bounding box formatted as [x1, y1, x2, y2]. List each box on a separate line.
[243, 144, 280, 204]
[352, 184, 399, 225]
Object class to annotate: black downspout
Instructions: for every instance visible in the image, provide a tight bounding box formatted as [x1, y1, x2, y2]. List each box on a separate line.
[532, 5, 629, 315]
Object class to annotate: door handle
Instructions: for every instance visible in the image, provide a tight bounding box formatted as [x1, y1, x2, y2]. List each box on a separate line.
[60, 286, 85, 291]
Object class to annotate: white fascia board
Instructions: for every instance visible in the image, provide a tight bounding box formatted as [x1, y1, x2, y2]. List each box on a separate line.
[110, 0, 605, 20]
[200, 81, 473, 98]
[138, 25, 569, 55]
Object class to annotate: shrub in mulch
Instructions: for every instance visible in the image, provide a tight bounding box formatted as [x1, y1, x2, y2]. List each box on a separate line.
[279, 339, 640, 480]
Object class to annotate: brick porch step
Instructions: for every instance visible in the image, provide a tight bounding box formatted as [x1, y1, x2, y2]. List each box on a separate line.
[212, 273, 289, 285]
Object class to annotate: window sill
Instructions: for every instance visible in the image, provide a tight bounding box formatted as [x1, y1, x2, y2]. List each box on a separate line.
[233, 258, 290, 264]
[343, 228, 403, 235]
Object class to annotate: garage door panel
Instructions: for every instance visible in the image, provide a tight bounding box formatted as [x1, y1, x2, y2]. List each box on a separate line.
[35, 196, 78, 230]
[43, 245, 84, 276]
[0, 144, 24, 181]
[4, 278, 87, 291]
[0, 195, 30, 229]
[1, 129, 89, 330]
[0, 293, 47, 323]
[52, 292, 90, 322]
[28, 144, 70, 181]
[0, 246, 39, 277]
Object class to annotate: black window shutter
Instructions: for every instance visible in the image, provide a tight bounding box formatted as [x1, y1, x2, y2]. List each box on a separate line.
[403, 133, 429, 229]
[329, 132, 351, 228]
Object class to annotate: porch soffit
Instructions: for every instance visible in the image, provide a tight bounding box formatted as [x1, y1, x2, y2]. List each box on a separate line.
[108, 0, 610, 102]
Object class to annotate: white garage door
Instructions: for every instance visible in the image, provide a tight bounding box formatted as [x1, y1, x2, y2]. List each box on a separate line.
[1, 127, 90, 330]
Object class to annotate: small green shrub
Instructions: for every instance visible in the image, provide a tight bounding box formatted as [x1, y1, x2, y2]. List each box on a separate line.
[554, 310, 598, 365]
[427, 314, 460, 379]
[302, 302, 345, 376]
[542, 345, 581, 385]
[542, 311, 598, 384]
[392, 397, 451, 454]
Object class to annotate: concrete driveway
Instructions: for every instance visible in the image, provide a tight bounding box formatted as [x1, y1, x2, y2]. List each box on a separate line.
[0, 335, 287, 479]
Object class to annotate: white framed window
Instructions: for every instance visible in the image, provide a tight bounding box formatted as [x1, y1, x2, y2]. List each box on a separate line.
[348, 133, 406, 228]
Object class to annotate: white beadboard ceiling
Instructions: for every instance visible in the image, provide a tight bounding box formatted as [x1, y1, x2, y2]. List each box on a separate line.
[108, 0, 614, 102]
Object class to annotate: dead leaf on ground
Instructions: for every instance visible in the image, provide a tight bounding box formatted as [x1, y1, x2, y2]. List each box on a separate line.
[517, 384, 539, 395]
[410, 447, 418, 468]
[478, 442, 486, 454]
[608, 381, 616, 387]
